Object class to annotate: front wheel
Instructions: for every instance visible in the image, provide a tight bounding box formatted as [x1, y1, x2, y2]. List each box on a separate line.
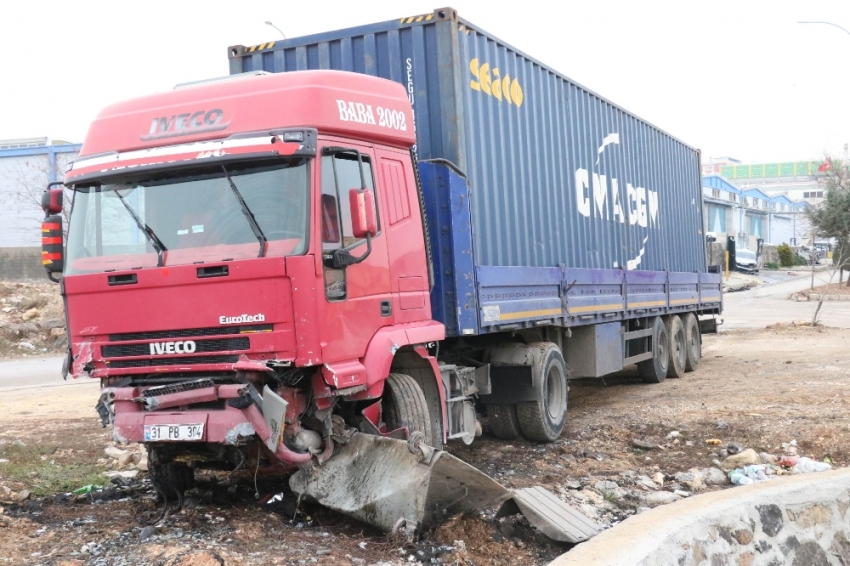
[149, 458, 194, 500]
[383, 373, 441, 449]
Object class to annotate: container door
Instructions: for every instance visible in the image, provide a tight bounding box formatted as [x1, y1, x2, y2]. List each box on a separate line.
[319, 145, 392, 363]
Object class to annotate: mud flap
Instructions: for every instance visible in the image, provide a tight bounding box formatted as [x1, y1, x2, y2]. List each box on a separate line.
[289, 433, 601, 543]
[289, 433, 511, 532]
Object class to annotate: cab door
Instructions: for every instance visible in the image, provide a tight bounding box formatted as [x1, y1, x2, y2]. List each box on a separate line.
[318, 143, 392, 364]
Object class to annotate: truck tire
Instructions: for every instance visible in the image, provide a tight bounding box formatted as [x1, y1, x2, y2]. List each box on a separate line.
[666, 315, 687, 379]
[515, 343, 568, 443]
[383, 373, 439, 449]
[150, 460, 194, 498]
[638, 317, 668, 384]
[684, 313, 701, 372]
[486, 403, 522, 440]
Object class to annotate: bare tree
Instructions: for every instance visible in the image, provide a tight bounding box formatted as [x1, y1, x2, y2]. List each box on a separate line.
[0, 151, 74, 238]
[807, 154, 850, 325]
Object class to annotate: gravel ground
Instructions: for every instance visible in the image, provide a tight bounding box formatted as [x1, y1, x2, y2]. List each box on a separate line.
[1, 323, 847, 565]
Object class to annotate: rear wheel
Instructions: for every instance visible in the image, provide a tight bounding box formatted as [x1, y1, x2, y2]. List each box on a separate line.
[516, 343, 568, 443]
[684, 313, 701, 372]
[487, 403, 522, 440]
[383, 373, 440, 449]
[666, 316, 687, 379]
[638, 317, 668, 383]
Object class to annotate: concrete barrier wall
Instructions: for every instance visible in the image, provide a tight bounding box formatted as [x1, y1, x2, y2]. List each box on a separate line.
[708, 242, 725, 269]
[0, 247, 44, 281]
[550, 468, 850, 566]
[761, 244, 779, 267]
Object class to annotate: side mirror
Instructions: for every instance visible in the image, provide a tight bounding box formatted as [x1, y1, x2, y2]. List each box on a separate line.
[41, 184, 64, 215]
[349, 188, 377, 238]
[42, 215, 64, 280]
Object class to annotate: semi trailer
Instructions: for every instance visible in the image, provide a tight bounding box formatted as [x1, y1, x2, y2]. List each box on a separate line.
[40, 8, 720, 536]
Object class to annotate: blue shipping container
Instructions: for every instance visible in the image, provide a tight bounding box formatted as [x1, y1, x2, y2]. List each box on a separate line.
[228, 8, 706, 275]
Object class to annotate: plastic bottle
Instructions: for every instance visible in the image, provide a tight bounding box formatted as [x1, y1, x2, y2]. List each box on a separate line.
[729, 471, 753, 485]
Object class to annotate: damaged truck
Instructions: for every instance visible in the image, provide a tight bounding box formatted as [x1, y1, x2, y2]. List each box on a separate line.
[39, 8, 720, 539]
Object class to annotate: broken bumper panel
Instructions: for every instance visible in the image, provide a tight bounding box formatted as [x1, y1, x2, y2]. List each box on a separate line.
[108, 382, 317, 468]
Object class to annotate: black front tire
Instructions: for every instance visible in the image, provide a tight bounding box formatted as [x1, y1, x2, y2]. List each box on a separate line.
[150, 459, 194, 498]
[383, 373, 441, 449]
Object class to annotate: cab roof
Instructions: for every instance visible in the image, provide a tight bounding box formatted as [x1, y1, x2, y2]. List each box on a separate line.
[77, 70, 416, 159]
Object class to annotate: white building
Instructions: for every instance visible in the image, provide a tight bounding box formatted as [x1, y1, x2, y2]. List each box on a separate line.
[702, 175, 807, 251]
[0, 138, 81, 248]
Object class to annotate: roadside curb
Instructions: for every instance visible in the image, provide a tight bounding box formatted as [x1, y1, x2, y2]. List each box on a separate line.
[787, 292, 850, 302]
[548, 468, 850, 566]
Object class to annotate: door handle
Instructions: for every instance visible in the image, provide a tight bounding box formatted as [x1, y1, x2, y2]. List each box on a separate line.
[380, 300, 392, 317]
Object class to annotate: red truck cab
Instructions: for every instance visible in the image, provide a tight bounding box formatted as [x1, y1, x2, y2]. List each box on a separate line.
[55, 71, 446, 480]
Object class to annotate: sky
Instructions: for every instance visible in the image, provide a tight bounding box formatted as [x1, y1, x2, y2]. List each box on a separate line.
[1, 0, 850, 163]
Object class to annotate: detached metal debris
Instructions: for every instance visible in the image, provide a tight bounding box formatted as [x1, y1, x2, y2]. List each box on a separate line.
[290, 433, 601, 543]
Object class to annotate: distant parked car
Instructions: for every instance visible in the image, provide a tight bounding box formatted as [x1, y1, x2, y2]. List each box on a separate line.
[797, 246, 821, 265]
[735, 248, 759, 274]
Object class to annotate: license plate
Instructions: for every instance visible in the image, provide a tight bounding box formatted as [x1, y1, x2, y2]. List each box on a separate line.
[144, 423, 204, 442]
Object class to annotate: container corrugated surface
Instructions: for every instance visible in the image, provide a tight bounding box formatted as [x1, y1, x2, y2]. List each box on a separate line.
[229, 8, 707, 273]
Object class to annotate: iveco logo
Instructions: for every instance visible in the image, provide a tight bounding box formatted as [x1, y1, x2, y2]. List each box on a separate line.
[149, 341, 197, 355]
[141, 108, 230, 141]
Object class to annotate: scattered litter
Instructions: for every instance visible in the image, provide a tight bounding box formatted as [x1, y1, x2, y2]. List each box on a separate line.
[666, 431, 680, 440]
[705, 439, 722, 446]
[792, 457, 831, 474]
[726, 444, 744, 455]
[781, 440, 798, 456]
[102, 470, 139, 479]
[716, 421, 728, 429]
[72, 485, 102, 495]
[729, 465, 770, 485]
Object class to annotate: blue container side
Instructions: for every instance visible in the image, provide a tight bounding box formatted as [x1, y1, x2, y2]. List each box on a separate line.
[228, 9, 714, 333]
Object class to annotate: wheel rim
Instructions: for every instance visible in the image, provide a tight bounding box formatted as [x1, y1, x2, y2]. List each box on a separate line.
[545, 365, 566, 420]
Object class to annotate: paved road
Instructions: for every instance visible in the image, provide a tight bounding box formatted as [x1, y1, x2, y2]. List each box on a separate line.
[0, 355, 95, 392]
[722, 269, 850, 329]
[0, 271, 846, 389]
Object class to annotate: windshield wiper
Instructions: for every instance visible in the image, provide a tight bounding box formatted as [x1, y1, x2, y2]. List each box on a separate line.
[221, 165, 267, 258]
[113, 189, 168, 267]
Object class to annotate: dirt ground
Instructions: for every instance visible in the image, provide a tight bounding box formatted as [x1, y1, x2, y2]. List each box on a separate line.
[799, 281, 850, 297]
[1, 325, 848, 566]
[0, 281, 66, 359]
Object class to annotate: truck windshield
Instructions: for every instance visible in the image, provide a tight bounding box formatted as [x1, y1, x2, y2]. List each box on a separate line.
[65, 159, 309, 274]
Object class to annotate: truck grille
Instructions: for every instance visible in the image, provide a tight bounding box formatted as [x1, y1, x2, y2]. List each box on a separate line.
[106, 355, 240, 369]
[109, 324, 272, 342]
[101, 337, 250, 358]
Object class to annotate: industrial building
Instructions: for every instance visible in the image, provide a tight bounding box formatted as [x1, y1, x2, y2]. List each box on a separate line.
[0, 137, 81, 279]
[702, 174, 807, 252]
